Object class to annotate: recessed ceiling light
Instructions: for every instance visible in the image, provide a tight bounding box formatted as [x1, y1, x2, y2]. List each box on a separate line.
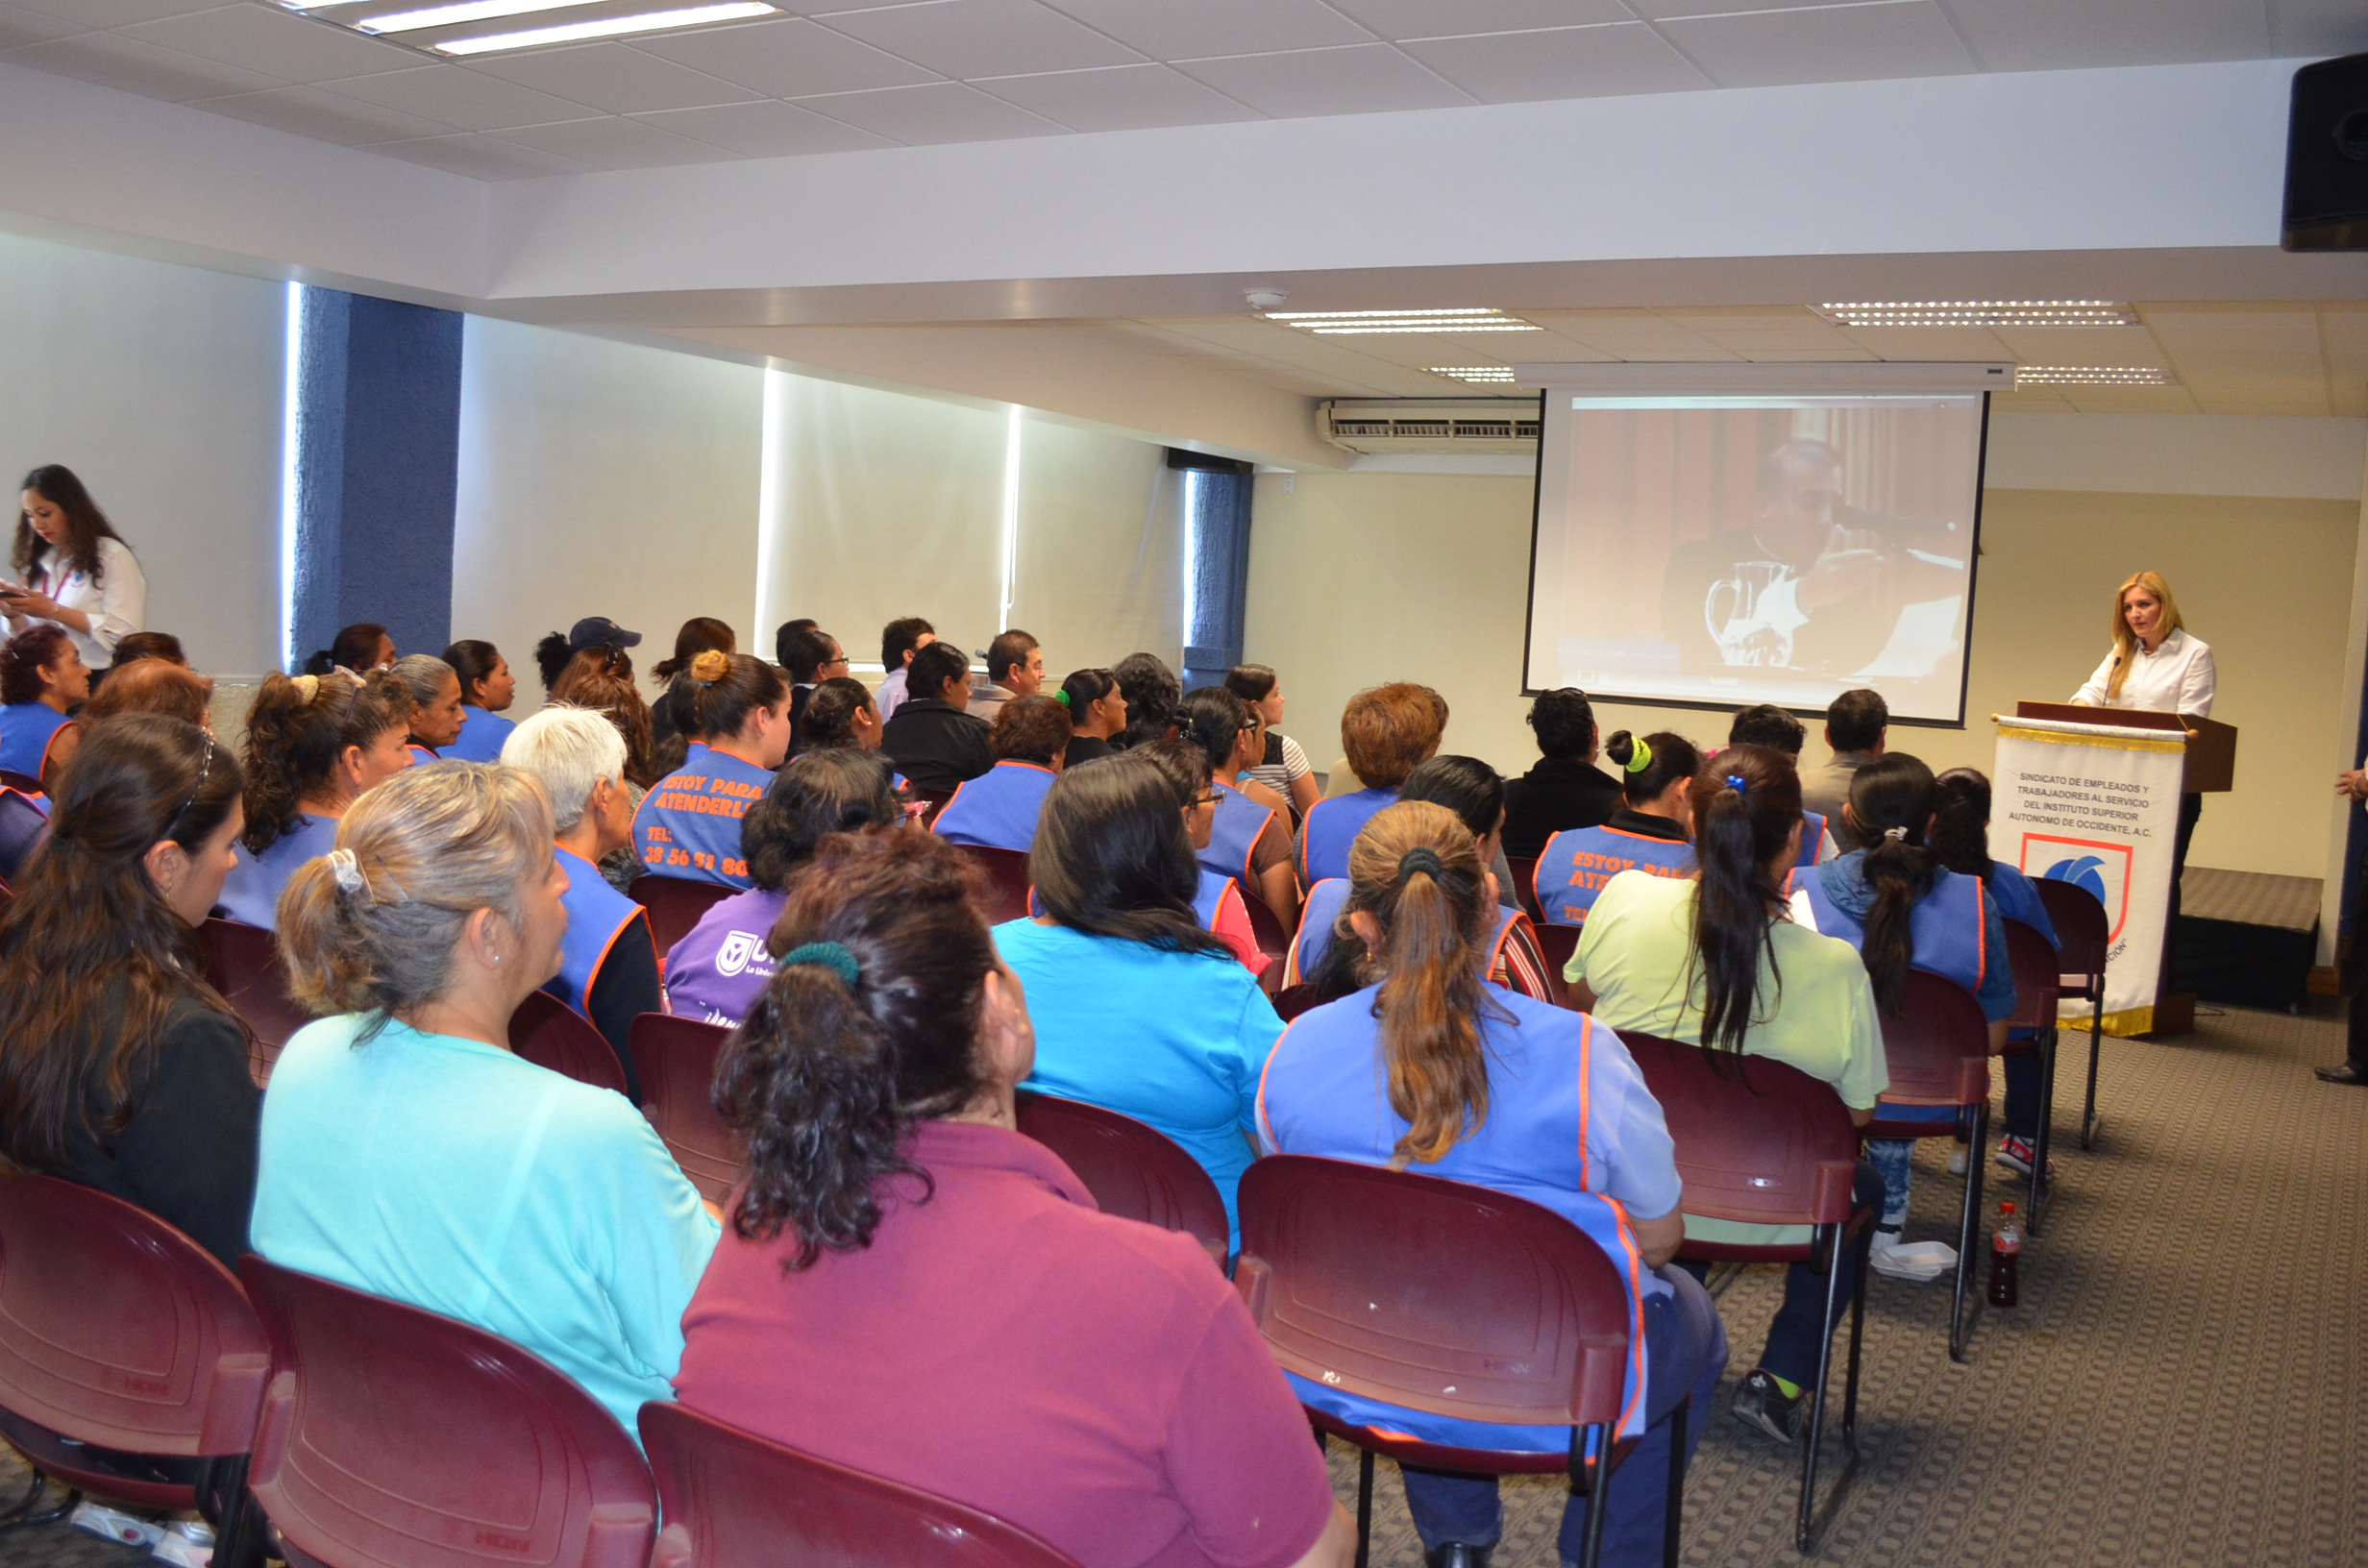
[356, 0, 587, 34]
[433, 1, 775, 54]
[1427, 366, 1517, 383]
[1817, 300, 2140, 329]
[2014, 365, 2177, 387]
[1266, 308, 1542, 336]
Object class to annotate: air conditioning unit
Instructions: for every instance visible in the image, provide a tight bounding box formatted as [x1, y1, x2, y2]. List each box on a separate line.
[1320, 399, 1542, 454]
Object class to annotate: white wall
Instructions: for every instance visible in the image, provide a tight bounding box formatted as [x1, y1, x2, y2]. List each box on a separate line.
[0, 229, 284, 674]
[1985, 414, 2367, 502]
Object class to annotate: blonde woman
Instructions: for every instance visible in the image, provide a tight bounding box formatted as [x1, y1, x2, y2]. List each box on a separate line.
[2071, 569, 2214, 929]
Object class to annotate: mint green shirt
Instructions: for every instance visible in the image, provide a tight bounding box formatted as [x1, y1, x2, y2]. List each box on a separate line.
[1569, 870, 1888, 1245]
[252, 1014, 720, 1439]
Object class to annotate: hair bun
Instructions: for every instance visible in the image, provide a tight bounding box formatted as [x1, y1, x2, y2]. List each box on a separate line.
[690, 649, 731, 685]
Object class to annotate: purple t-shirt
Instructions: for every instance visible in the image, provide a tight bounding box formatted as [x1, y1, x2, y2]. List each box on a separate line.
[663, 887, 787, 1027]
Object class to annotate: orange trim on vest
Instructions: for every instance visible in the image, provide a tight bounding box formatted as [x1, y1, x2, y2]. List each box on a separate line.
[37, 719, 74, 779]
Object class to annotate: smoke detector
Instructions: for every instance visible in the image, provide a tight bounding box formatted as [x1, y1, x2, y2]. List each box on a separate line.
[1245, 289, 1289, 312]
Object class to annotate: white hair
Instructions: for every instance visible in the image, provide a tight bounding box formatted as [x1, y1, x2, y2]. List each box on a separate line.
[500, 704, 627, 832]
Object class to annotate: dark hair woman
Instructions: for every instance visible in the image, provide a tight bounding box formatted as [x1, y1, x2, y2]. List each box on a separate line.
[440, 640, 518, 763]
[1259, 798, 1719, 1567]
[1529, 728, 1704, 933]
[997, 755, 1281, 1244]
[219, 669, 412, 930]
[0, 622, 89, 787]
[390, 653, 466, 764]
[0, 716, 254, 1265]
[673, 828, 1350, 1567]
[650, 616, 736, 688]
[797, 675, 884, 756]
[304, 623, 394, 679]
[1053, 668, 1124, 767]
[929, 696, 1071, 854]
[878, 641, 992, 794]
[1502, 686, 1618, 861]
[1131, 737, 1265, 972]
[1223, 663, 1320, 821]
[1174, 686, 1299, 928]
[5, 466, 147, 676]
[110, 631, 186, 669]
[629, 651, 792, 892]
[665, 749, 903, 1027]
[1109, 650, 1180, 752]
[1565, 744, 1889, 1443]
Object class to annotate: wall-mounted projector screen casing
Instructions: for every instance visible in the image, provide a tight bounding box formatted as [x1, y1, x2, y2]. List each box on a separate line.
[1523, 390, 1989, 726]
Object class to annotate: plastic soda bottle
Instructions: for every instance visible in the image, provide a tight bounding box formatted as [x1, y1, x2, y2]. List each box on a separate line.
[1987, 1200, 2023, 1309]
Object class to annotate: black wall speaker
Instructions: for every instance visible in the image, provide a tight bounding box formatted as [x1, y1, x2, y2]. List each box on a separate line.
[2284, 53, 2368, 251]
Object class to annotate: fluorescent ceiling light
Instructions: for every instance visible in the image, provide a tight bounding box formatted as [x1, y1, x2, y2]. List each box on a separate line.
[357, 0, 583, 33]
[1267, 308, 1542, 336]
[1427, 366, 1517, 383]
[2014, 365, 2176, 387]
[1817, 300, 2139, 329]
[435, 1, 775, 54]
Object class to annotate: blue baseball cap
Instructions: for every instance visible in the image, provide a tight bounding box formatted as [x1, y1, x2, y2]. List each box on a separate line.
[568, 616, 642, 651]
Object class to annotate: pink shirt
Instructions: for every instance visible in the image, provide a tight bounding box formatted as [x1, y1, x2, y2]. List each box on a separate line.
[674, 1120, 1332, 1568]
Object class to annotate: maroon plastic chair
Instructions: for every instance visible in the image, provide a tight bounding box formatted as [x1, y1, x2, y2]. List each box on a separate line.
[1271, 983, 1324, 1023]
[200, 918, 312, 1087]
[1239, 888, 1293, 994]
[629, 875, 734, 967]
[508, 989, 631, 1096]
[0, 1178, 269, 1554]
[913, 788, 957, 828]
[1623, 1035, 1871, 1552]
[2033, 878, 2110, 1150]
[1234, 1155, 1678, 1568]
[1013, 1091, 1229, 1270]
[1867, 969, 1995, 1361]
[629, 1014, 745, 1204]
[641, 1402, 1080, 1568]
[1505, 855, 1543, 924]
[0, 771, 40, 797]
[0, 789, 45, 886]
[954, 844, 1033, 925]
[2001, 918, 2062, 1233]
[1535, 923, 1583, 1006]
[238, 1258, 654, 1568]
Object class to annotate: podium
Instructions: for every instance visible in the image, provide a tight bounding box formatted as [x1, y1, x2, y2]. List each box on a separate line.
[1993, 704, 2238, 1037]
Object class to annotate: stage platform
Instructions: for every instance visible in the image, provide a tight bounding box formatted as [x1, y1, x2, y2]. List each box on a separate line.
[2172, 866, 2321, 1014]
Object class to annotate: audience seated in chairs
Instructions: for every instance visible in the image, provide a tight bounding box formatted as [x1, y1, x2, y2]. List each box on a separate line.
[218, 670, 410, 930]
[632, 651, 793, 891]
[0, 623, 87, 788]
[1109, 650, 1180, 752]
[648, 616, 737, 756]
[881, 641, 993, 792]
[1132, 737, 1268, 972]
[1501, 687, 1620, 861]
[1727, 704, 1837, 867]
[1532, 730, 1702, 931]
[1055, 667, 1125, 768]
[1565, 743, 1888, 1446]
[796, 674, 889, 760]
[0, 715, 256, 1267]
[672, 827, 1354, 1568]
[304, 622, 394, 679]
[107, 630, 187, 668]
[1258, 800, 1725, 1568]
[80, 654, 211, 728]
[665, 749, 902, 1027]
[1297, 682, 1447, 885]
[1174, 686, 1299, 927]
[995, 754, 1283, 1247]
[390, 652, 466, 765]
[1224, 663, 1321, 822]
[499, 705, 664, 1090]
[254, 761, 718, 1439]
[931, 696, 1070, 852]
[439, 638, 519, 763]
[549, 646, 660, 890]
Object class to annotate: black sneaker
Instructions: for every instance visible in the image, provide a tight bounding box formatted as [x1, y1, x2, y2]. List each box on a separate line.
[1730, 1369, 1805, 1445]
[1424, 1545, 1494, 1568]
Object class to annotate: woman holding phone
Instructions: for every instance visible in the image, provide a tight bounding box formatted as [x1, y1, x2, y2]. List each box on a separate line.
[6, 467, 147, 674]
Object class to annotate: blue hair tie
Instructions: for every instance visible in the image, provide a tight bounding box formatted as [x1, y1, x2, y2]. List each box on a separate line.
[1725, 773, 1748, 795]
[778, 941, 859, 988]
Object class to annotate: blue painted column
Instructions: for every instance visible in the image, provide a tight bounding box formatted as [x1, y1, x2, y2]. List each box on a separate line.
[288, 288, 462, 670]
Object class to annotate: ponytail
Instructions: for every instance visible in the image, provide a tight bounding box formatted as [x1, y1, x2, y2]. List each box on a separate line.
[1684, 745, 1802, 1053]
[1603, 728, 1702, 807]
[666, 651, 787, 748]
[1929, 768, 1996, 886]
[1845, 753, 1939, 1014]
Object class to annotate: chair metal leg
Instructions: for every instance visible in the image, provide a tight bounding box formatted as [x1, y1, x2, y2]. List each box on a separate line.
[1663, 1398, 1687, 1568]
[2080, 999, 2105, 1150]
[1353, 1448, 1373, 1568]
[1575, 1423, 1613, 1568]
[1796, 1221, 1867, 1556]
[1951, 1103, 1988, 1362]
[2028, 1026, 2057, 1236]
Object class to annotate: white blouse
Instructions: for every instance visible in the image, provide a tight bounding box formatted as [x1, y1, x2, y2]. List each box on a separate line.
[7, 536, 145, 669]
[2072, 625, 2215, 718]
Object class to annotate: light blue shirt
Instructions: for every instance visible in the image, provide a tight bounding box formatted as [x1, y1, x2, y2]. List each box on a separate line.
[251, 1014, 720, 1441]
[216, 814, 339, 930]
[443, 706, 514, 763]
[994, 918, 1282, 1245]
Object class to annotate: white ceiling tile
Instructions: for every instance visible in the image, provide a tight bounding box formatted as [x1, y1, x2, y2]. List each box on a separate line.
[492, 112, 747, 167]
[1629, 0, 1874, 14]
[795, 80, 1071, 143]
[633, 98, 900, 154]
[469, 41, 760, 112]
[1174, 42, 1472, 117]
[2060, 385, 2202, 414]
[119, 4, 423, 84]
[1328, 0, 1636, 40]
[1836, 325, 2012, 360]
[629, 17, 939, 98]
[1401, 22, 1709, 102]
[1038, 0, 1371, 60]
[974, 62, 1261, 131]
[1986, 325, 2162, 362]
[1937, 0, 2271, 72]
[318, 64, 593, 132]
[816, 0, 1144, 79]
[12, 0, 234, 26]
[364, 131, 599, 179]
[2270, 0, 2368, 56]
[3, 28, 284, 98]
[1656, 1, 1979, 89]
[0, 3, 82, 46]
[191, 82, 454, 143]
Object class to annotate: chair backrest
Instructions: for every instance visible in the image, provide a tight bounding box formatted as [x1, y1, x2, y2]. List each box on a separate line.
[0, 1176, 268, 1459]
[1621, 1034, 1860, 1231]
[0, 770, 41, 796]
[629, 875, 735, 964]
[629, 1013, 745, 1203]
[1239, 887, 1291, 967]
[2002, 918, 2060, 1033]
[1271, 983, 1323, 1022]
[913, 787, 957, 827]
[238, 1258, 654, 1568]
[1874, 969, 1991, 1108]
[641, 1403, 1081, 1568]
[954, 844, 1032, 924]
[1534, 922, 1581, 1002]
[1233, 1155, 1630, 1430]
[1505, 855, 1543, 923]
[509, 990, 630, 1095]
[0, 788, 46, 884]
[199, 918, 311, 1086]
[1013, 1091, 1229, 1268]
[2033, 878, 2109, 989]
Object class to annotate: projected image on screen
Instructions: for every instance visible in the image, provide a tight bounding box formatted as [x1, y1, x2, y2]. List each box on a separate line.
[1525, 394, 1986, 724]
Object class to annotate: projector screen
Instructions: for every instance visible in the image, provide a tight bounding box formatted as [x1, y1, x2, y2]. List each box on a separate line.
[1523, 391, 1988, 724]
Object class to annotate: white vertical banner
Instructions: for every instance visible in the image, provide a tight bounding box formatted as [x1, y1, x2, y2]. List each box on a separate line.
[1991, 715, 2187, 1036]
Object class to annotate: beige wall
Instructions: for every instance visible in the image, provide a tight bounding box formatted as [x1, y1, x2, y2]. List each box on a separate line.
[1244, 473, 2357, 883]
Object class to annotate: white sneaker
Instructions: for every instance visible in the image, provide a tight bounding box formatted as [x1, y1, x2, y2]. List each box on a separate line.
[1870, 1237, 1955, 1282]
[1947, 1147, 1967, 1175]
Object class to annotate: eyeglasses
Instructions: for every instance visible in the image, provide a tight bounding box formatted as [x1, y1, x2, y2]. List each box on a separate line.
[1194, 793, 1222, 809]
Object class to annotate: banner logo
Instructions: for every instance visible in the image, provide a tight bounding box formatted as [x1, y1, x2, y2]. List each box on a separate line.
[2021, 833, 2133, 943]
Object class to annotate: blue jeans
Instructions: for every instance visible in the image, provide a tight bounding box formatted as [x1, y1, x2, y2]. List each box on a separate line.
[1398, 1265, 1729, 1567]
[1754, 1161, 1884, 1388]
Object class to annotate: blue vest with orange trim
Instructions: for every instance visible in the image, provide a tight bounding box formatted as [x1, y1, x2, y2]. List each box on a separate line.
[1290, 877, 1533, 991]
[1201, 781, 1273, 889]
[442, 707, 514, 764]
[1259, 985, 1665, 1445]
[632, 743, 772, 889]
[544, 845, 650, 1016]
[1796, 863, 1988, 999]
[931, 760, 1058, 852]
[0, 704, 71, 781]
[406, 744, 438, 769]
[1300, 787, 1394, 886]
[1797, 811, 1830, 868]
[1534, 822, 1696, 928]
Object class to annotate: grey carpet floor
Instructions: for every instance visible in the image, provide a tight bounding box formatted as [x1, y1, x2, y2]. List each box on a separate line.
[2, 1001, 2359, 1568]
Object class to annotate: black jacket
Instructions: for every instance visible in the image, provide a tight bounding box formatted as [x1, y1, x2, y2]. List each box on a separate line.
[882, 699, 994, 793]
[1502, 757, 1624, 860]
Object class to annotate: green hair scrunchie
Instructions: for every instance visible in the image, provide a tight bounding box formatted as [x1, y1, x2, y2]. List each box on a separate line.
[1054, 688, 1072, 706]
[1623, 735, 1655, 774]
[778, 941, 860, 988]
